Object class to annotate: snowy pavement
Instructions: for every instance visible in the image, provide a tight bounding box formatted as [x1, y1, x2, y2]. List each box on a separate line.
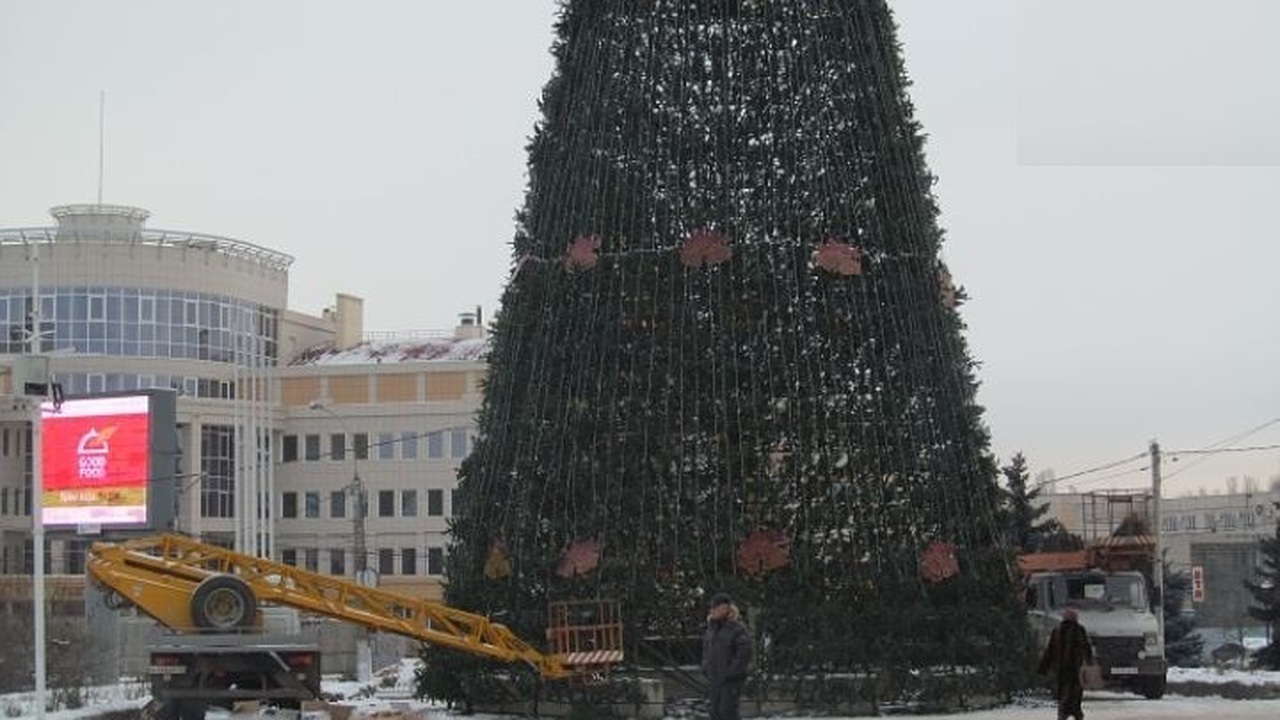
[889, 694, 1280, 720]
[40, 693, 1280, 720]
[9, 662, 1280, 719]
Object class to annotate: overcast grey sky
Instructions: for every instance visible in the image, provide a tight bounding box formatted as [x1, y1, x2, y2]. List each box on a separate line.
[2, 0, 1277, 493]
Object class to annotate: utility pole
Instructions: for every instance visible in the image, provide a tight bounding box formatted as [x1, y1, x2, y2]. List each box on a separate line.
[308, 400, 371, 681]
[27, 241, 47, 720]
[1150, 440, 1165, 660]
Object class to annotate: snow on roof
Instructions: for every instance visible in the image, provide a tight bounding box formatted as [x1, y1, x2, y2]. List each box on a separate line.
[289, 335, 489, 366]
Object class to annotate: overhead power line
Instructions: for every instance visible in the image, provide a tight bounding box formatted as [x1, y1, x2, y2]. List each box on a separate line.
[1163, 417, 1280, 485]
[1036, 451, 1147, 487]
[1169, 443, 1280, 456]
[1032, 418, 1279, 494]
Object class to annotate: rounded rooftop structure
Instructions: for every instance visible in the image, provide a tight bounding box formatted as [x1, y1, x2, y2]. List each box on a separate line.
[0, 204, 294, 391]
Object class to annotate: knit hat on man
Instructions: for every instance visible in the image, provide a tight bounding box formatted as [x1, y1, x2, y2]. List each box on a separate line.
[1061, 608, 1079, 622]
[709, 592, 732, 608]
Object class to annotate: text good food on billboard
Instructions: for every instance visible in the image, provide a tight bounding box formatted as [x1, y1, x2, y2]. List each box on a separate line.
[41, 394, 151, 526]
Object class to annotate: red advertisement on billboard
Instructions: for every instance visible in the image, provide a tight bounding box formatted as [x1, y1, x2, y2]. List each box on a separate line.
[41, 394, 151, 526]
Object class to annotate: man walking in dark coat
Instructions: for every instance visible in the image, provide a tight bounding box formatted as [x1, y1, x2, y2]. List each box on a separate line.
[702, 592, 753, 720]
[1037, 607, 1094, 720]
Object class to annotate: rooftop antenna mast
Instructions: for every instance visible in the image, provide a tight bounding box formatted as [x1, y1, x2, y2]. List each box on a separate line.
[97, 90, 105, 205]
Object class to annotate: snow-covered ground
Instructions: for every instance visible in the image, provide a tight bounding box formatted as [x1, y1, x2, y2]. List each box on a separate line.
[6, 661, 1280, 719]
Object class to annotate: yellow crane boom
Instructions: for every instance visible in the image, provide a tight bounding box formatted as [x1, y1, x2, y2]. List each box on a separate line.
[87, 534, 622, 680]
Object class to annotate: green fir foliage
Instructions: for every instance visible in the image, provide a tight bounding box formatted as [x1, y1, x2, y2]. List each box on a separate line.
[1161, 559, 1204, 666]
[427, 0, 1032, 707]
[1244, 505, 1280, 669]
[999, 452, 1055, 552]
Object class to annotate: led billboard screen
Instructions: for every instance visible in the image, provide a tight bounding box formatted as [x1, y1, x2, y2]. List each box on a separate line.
[42, 394, 152, 526]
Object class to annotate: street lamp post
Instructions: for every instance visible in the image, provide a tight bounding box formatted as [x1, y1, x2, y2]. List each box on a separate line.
[308, 399, 372, 681]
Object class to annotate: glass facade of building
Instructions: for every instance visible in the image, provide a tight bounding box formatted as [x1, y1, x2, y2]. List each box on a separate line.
[0, 287, 278, 399]
[0, 286, 278, 363]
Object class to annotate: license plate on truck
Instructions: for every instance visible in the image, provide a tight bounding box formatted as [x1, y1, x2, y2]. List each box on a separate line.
[1110, 666, 1138, 675]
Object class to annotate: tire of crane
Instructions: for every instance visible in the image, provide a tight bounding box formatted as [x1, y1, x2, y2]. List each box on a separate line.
[190, 574, 257, 630]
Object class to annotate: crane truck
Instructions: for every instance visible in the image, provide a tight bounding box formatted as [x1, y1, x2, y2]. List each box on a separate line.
[86, 534, 623, 719]
[1019, 537, 1166, 700]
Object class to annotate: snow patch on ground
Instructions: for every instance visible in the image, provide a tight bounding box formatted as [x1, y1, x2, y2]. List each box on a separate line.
[6, 657, 1280, 720]
[1170, 665, 1280, 686]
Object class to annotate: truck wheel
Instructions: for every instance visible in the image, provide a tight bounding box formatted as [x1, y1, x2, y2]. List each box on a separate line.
[1139, 675, 1166, 700]
[191, 575, 256, 630]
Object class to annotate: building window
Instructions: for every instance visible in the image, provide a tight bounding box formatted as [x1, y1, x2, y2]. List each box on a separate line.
[281, 492, 298, 518]
[379, 549, 395, 575]
[401, 432, 418, 460]
[304, 434, 321, 461]
[427, 432, 443, 459]
[89, 294, 106, 321]
[401, 548, 417, 576]
[330, 549, 346, 576]
[304, 491, 320, 519]
[354, 433, 369, 461]
[450, 490, 457, 518]
[378, 432, 395, 460]
[427, 489, 444, 517]
[402, 490, 418, 517]
[378, 490, 395, 517]
[331, 491, 346, 518]
[451, 429, 468, 458]
[282, 435, 298, 463]
[282, 548, 297, 566]
[304, 548, 319, 572]
[427, 547, 444, 576]
[330, 433, 346, 462]
[200, 425, 237, 518]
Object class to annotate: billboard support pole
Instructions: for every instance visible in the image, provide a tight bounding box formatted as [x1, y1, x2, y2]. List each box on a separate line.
[32, 397, 46, 720]
[27, 239, 47, 720]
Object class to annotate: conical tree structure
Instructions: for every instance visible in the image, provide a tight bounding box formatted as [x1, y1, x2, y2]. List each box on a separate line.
[442, 0, 1031, 704]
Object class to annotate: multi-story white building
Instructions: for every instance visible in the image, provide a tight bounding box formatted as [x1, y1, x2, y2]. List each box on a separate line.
[274, 326, 486, 599]
[0, 204, 485, 605]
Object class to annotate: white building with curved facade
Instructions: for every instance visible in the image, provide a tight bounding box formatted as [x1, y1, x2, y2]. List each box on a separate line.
[0, 204, 482, 610]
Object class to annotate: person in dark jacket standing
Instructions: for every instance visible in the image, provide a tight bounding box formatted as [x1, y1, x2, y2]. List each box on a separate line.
[1037, 607, 1094, 720]
[702, 592, 752, 720]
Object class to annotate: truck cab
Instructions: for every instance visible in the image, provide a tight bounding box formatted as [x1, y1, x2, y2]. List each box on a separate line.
[1025, 568, 1166, 698]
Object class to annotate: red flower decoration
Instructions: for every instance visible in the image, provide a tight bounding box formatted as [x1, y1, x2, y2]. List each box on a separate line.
[564, 234, 601, 271]
[557, 537, 601, 578]
[680, 228, 733, 268]
[737, 528, 791, 577]
[813, 240, 863, 276]
[919, 540, 960, 583]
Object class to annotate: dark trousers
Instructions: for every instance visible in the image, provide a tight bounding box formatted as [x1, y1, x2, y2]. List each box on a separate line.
[1055, 671, 1084, 720]
[709, 679, 744, 720]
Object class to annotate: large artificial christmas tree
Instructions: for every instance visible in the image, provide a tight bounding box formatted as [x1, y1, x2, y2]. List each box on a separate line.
[435, 0, 1031, 708]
